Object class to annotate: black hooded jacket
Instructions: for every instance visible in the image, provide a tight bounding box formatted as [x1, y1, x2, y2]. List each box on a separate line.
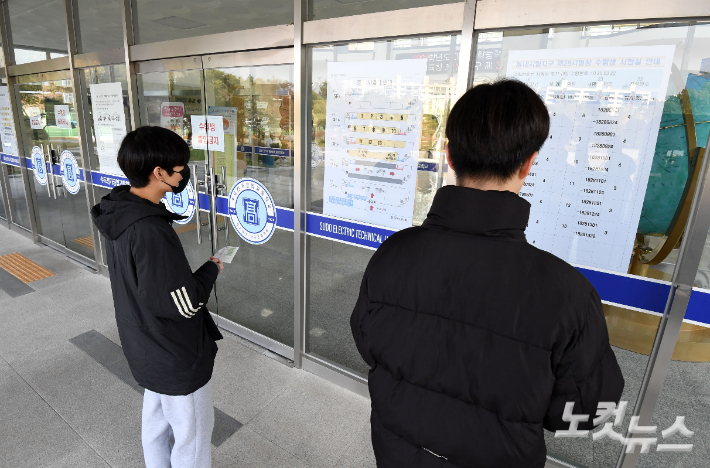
[351, 186, 624, 468]
[92, 185, 222, 396]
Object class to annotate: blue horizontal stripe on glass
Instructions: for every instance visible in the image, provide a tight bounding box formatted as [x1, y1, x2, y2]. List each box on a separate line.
[686, 289, 710, 325]
[198, 193, 210, 211]
[211, 195, 294, 230]
[306, 212, 395, 250]
[576, 267, 671, 314]
[303, 212, 672, 313]
[1, 153, 21, 166]
[91, 171, 129, 188]
[276, 207, 294, 230]
[236, 145, 253, 153]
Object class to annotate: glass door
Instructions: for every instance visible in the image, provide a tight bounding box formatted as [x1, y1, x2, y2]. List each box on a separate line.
[135, 64, 217, 311]
[15, 71, 95, 260]
[135, 55, 295, 356]
[204, 63, 295, 351]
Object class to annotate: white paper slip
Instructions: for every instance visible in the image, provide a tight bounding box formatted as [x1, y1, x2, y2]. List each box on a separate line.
[214, 246, 239, 264]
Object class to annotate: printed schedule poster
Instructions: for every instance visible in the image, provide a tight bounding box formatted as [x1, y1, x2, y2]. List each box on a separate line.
[323, 59, 427, 230]
[506, 46, 675, 273]
[90, 82, 127, 177]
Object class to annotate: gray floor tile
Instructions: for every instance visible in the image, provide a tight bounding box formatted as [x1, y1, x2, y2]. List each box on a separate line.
[0, 308, 90, 364]
[211, 338, 297, 424]
[248, 371, 370, 467]
[10, 341, 146, 468]
[0, 357, 102, 468]
[334, 422, 377, 468]
[213, 427, 307, 468]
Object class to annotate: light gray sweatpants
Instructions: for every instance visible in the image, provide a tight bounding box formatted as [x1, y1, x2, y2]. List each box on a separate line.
[142, 381, 214, 468]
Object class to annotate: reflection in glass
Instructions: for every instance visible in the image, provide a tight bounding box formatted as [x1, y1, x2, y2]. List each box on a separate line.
[308, 35, 461, 375]
[7, 0, 68, 65]
[75, 0, 125, 53]
[311, 0, 460, 21]
[3, 164, 30, 229]
[132, 0, 293, 45]
[205, 65, 295, 347]
[83, 64, 131, 265]
[16, 76, 95, 260]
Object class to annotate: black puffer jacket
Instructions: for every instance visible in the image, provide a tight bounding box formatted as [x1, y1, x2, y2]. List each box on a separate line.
[92, 185, 222, 396]
[351, 186, 624, 467]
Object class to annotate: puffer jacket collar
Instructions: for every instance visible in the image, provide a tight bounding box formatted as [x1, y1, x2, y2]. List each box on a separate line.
[422, 185, 530, 241]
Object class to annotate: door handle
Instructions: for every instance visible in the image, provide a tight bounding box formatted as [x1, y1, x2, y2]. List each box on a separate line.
[40, 144, 52, 199]
[219, 166, 229, 243]
[191, 164, 201, 245]
[208, 167, 218, 252]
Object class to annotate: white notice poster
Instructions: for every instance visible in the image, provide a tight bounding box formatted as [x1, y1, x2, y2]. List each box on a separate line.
[90, 82, 127, 176]
[54, 105, 72, 129]
[28, 107, 42, 129]
[323, 59, 427, 230]
[505, 46, 675, 273]
[0, 86, 17, 154]
[191, 115, 224, 152]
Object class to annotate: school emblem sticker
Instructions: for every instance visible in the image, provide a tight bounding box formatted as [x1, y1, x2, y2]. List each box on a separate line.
[60, 150, 81, 194]
[31, 146, 47, 186]
[227, 178, 277, 245]
[162, 180, 196, 225]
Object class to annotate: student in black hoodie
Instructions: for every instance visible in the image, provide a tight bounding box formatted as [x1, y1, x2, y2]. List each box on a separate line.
[92, 126, 223, 468]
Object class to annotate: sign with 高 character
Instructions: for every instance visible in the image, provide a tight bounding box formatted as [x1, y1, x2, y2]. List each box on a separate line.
[227, 178, 277, 245]
[60, 150, 81, 195]
[162, 180, 196, 225]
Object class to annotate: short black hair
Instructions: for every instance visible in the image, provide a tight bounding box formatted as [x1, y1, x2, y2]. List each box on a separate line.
[117, 126, 190, 188]
[445, 79, 550, 183]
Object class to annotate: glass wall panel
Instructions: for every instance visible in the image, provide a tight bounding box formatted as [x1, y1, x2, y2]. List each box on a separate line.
[473, 23, 710, 467]
[0, 180, 5, 220]
[16, 74, 95, 260]
[307, 35, 460, 374]
[639, 25, 710, 466]
[1, 74, 31, 231]
[205, 64, 295, 347]
[7, 0, 68, 65]
[75, 0, 125, 53]
[132, 0, 293, 45]
[311, 0, 460, 20]
[4, 164, 31, 229]
[82, 64, 131, 265]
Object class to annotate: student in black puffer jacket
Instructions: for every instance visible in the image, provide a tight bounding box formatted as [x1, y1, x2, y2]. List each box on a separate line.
[351, 79, 624, 468]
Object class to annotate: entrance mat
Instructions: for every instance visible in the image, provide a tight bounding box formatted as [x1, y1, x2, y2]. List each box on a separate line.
[0, 253, 55, 283]
[70, 330, 243, 447]
[72, 236, 94, 250]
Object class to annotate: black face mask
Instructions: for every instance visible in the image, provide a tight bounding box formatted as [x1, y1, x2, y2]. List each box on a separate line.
[162, 166, 190, 193]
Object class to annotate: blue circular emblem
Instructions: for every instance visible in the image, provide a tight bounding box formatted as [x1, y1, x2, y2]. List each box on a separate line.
[60, 150, 81, 195]
[162, 180, 196, 225]
[31, 146, 47, 186]
[227, 178, 277, 245]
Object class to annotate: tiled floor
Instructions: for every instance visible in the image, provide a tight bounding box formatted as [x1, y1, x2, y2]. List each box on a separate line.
[8, 223, 700, 468]
[0, 226, 375, 468]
